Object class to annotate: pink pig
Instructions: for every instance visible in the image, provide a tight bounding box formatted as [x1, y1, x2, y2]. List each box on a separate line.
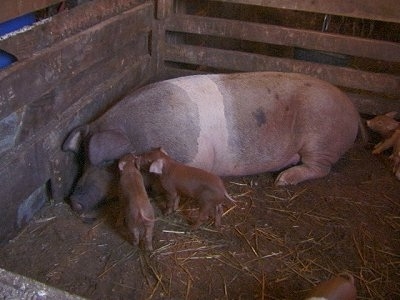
[118, 153, 155, 251]
[140, 148, 235, 228]
[305, 272, 356, 300]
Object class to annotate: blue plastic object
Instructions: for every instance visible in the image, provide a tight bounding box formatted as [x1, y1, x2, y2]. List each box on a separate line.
[0, 13, 35, 36]
[0, 49, 18, 68]
[0, 13, 35, 68]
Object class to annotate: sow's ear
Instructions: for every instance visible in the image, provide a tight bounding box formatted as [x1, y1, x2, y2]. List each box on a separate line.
[89, 130, 131, 166]
[62, 125, 89, 153]
[149, 159, 164, 174]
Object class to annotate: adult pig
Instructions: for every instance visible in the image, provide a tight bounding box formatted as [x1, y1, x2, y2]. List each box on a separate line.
[63, 72, 360, 214]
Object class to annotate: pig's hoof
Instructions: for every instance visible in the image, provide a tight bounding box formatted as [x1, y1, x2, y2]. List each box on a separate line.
[78, 211, 99, 223]
[274, 173, 293, 186]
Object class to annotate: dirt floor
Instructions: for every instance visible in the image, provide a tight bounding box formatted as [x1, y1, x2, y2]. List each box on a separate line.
[0, 140, 399, 299]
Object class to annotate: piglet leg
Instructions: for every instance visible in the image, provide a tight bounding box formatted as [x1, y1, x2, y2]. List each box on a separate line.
[144, 222, 154, 251]
[165, 192, 180, 215]
[214, 204, 223, 227]
[132, 227, 140, 246]
[192, 201, 214, 229]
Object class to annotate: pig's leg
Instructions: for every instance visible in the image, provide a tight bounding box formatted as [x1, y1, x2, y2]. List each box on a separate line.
[144, 222, 154, 251]
[127, 217, 140, 246]
[192, 201, 213, 229]
[373, 137, 396, 154]
[214, 204, 223, 227]
[165, 192, 180, 214]
[275, 154, 331, 185]
[132, 227, 140, 246]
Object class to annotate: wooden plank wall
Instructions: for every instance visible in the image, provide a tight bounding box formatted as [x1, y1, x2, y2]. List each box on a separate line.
[0, 0, 155, 242]
[155, 0, 400, 115]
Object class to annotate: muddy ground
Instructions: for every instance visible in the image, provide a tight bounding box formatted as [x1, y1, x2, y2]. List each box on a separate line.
[0, 141, 399, 300]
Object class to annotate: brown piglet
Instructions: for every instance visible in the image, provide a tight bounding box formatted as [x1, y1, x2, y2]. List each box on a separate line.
[118, 153, 155, 251]
[140, 148, 235, 228]
[367, 111, 399, 154]
[305, 272, 356, 300]
[366, 111, 399, 139]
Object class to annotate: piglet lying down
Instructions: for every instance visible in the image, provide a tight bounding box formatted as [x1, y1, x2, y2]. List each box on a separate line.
[139, 148, 235, 228]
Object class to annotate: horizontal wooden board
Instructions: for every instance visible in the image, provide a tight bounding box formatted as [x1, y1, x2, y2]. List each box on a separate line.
[0, 5, 152, 120]
[0, 1, 152, 60]
[349, 93, 400, 115]
[1, 0, 63, 23]
[167, 15, 400, 62]
[164, 44, 400, 96]
[210, 0, 400, 23]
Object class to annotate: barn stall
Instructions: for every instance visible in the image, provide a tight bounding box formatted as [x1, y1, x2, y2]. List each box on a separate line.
[0, 0, 399, 298]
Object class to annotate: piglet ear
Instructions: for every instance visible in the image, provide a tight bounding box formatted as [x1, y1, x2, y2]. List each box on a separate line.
[88, 130, 131, 166]
[385, 111, 398, 118]
[149, 159, 164, 174]
[118, 160, 126, 171]
[133, 157, 141, 170]
[159, 147, 168, 155]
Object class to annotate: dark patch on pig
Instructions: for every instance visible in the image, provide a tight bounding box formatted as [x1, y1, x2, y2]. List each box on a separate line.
[252, 107, 267, 127]
[218, 74, 282, 169]
[305, 82, 312, 87]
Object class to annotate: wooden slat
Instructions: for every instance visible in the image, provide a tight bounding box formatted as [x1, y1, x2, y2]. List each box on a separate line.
[210, 0, 400, 24]
[164, 43, 400, 96]
[1, 0, 63, 23]
[0, 5, 152, 120]
[348, 93, 400, 115]
[0, 0, 152, 60]
[167, 15, 400, 62]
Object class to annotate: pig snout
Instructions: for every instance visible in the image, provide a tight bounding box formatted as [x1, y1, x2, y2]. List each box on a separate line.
[305, 273, 356, 300]
[69, 164, 118, 221]
[70, 185, 100, 213]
